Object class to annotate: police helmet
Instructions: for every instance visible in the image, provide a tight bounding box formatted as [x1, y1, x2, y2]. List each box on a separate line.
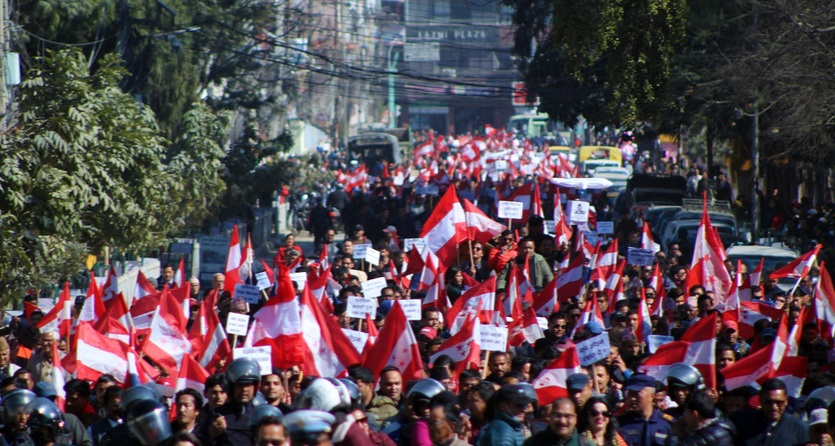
[324, 378, 351, 411]
[665, 363, 704, 389]
[3, 389, 37, 418]
[226, 358, 261, 385]
[293, 378, 342, 412]
[120, 385, 163, 411]
[406, 379, 445, 401]
[126, 399, 173, 446]
[251, 392, 268, 407]
[26, 398, 66, 439]
[337, 378, 361, 406]
[248, 404, 284, 428]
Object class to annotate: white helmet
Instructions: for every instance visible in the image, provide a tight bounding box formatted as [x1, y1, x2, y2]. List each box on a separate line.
[293, 378, 342, 412]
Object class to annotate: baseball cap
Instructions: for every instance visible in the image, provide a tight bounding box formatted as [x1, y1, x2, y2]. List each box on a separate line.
[566, 373, 590, 392]
[722, 320, 738, 333]
[624, 374, 658, 392]
[34, 382, 57, 399]
[498, 384, 537, 406]
[809, 408, 828, 426]
[419, 327, 437, 340]
[584, 321, 604, 335]
[383, 226, 397, 233]
[354, 224, 365, 231]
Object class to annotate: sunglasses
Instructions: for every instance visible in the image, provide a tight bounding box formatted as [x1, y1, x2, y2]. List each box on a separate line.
[552, 324, 567, 329]
[589, 410, 611, 418]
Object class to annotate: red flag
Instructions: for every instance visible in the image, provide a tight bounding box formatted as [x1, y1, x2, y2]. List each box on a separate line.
[591, 240, 618, 289]
[247, 266, 305, 368]
[188, 296, 231, 373]
[507, 183, 534, 222]
[771, 244, 821, 280]
[532, 345, 583, 404]
[690, 203, 731, 304]
[556, 255, 584, 301]
[749, 258, 765, 289]
[771, 356, 807, 398]
[101, 267, 119, 301]
[419, 187, 467, 267]
[447, 277, 496, 333]
[134, 271, 157, 302]
[176, 354, 211, 394]
[508, 305, 544, 347]
[363, 301, 424, 382]
[815, 263, 835, 335]
[140, 290, 192, 378]
[431, 311, 481, 374]
[52, 341, 67, 411]
[533, 277, 559, 317]
[37, 282, 73, 339]
[24, 301, 41, 320]
[224, 225, 242, 293]
[174, 257, 186, 288]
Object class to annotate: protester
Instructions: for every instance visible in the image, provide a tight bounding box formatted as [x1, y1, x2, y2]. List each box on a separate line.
[728, 379, 808, 446]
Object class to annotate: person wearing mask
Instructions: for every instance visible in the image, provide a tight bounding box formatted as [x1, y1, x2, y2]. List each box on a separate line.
[522, 397, 580, 446]
[479, 384, 536, 446]
[728, 379, 808, 446]
[666, 389, 735, 446]
[616, 374, 673, 446]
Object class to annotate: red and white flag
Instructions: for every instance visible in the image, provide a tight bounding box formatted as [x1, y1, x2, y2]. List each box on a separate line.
[224, 225, 243, 293]
[246, 266, 305, 368]
[75, 322, 131, 383]
[134, 271, 157, 302]
[532, 345, 583, 404]
[636, 285, 652, 347]
[772, 356, 807, 398]
[771, 244, 821, 280]
[101, 266, 119, 301]
[641, 222, 660, 253]
[37, 282, 73, 339]
[556, 255, 584, 301]
[419, 187, 467, 267]
[533, 276, 559, 317]
[570, 296, 605, 339]
[749, 258, 765, 289]
[447, 277, 496, 334]
[462, 198, 506, 243]
[638, 341, 690, 381]
[604, 260, 626, 309]
[508, 305, 544, 347]
[680, 312, 717, 389]
[591, 240, 618, 289]
[140, 290, 192, 378]
[79, 279, 106, 324]
[299, 285, 362, 377]
[431, 311, 481, 373]
[815, 263, 835, 335]
[176, 354, 211, 394]
[174, 257, 186, 288]
[188, 293, 231, 372]
[507, 183, 534, 222]
[363, 301, 424, 382]
[722, 314, 788, 390]
[690, 203, 731, 304]
[51, 341, 67, 411]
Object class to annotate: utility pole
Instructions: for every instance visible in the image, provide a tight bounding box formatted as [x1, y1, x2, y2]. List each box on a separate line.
[0, 0, 8, 124]
[388, 45, 398, 128]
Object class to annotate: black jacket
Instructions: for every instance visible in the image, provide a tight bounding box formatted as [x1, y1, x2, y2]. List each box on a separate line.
[666, 418, 736, 446]
[728, 409, 808, 446]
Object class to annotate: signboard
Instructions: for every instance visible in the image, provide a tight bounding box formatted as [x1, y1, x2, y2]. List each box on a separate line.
[627, 247, 655, 267]
[544, 220, 556, 234]
[365, 248, 381, 267]
[596, 221, 614, 235]
[404, 42, 441, 62]
[576, 332, 611, 366]
[347, 296, 377, 318]
[234, 284, 261, 304]
[480, 326, 509, 352]
[403, 238, 426, 254]
[647, 335, 675, 354]
[225, 313, 250, 336]
[353, 244, 372, 260]
[566, 200, 589, 224]
[233, 346, 272, 375]
[399, 300, 422, 320]
[199, 235, 231, 280]
[494, 160, 509, 171]
[256, 272, 272, 290]
[361, 277, 388, 299]
[289, 272, 307, 290]
[341, 329, 369, 354]
[498, 201, 524, 220]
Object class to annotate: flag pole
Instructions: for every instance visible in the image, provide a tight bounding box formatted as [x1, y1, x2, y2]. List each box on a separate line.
[482, 351, 491, 379]
[788, 275, 804, 301]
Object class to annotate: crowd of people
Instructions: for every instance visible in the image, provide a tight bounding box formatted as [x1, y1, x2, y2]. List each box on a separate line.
[5, 127, 835, 446]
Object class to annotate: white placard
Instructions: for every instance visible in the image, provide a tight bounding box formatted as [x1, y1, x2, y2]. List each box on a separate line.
[498, 201, 524, 220]
[544, 220, 556, 234]
[393, 173, 405, 186]
[495, 160, 508, 171]
[353, 244, 372, 259]
[480, 326, 509, 352]
[361, 277, 388, 299]
[647, 335, 675, 354]
[576, 332, 611, 366]
[225, 312, 250, 336]
[399, 300, 422, 320]
[233, 346, 272, 375]
[341, 328, 369, 353]
[256, 271, 272, 290]
[365, 248, 381, 266]
[627, 247, 655, 266]
[403, 238, 426, 253]
[347, 296, 377, 318]
[234, 284, 261, 304]
[289, 272, 307, 290]
[566, 200, 590, 224]
[596, 221, 614, 235]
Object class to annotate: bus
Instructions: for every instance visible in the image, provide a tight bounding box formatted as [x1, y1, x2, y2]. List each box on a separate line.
[508, 113, 572, 143]
[347, 132, 402, 168]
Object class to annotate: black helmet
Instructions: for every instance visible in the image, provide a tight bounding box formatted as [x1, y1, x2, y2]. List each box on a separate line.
[226, 358, 261, 385]
[248, 404, 283, 428]
[120, 385, 163, 411]
[26, 398, 66, 440]
[665, 363, 704, 389]
[126, 399, 173, 446]
[3, 389, 36, 419]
